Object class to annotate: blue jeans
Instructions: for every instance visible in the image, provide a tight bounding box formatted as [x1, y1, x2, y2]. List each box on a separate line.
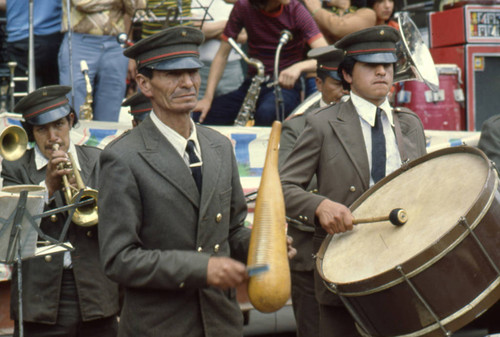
[58, 33, 128, 122]
[194, 78, 301, 126]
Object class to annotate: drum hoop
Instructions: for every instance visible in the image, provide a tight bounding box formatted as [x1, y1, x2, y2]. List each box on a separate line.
[317, 146, 497, 295]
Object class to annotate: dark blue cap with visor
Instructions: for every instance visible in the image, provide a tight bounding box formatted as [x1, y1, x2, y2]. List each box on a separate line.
[14, 85, 73, 125]
[122, 91, 152, 121]
[124, 26, 204, 71]
[335, 26, 400, 64]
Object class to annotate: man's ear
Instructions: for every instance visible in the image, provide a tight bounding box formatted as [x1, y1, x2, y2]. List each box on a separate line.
[315, 77, 323, 94]
[68, 112, 75, 127]
[136, 74, 153, 98]
[342, 69, 352, 85]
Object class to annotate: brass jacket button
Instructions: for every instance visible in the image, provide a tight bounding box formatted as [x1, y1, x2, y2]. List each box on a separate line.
[50, 214, 58, 222]
[86, 231, 93, 238]
[349, 185, 356, 192]
[179, 282, 185, 288]
[45, 255, 52, 263]
[214, 244, 220, 253]
[197, 246, 203, 252]
[215, 213, 222, 223]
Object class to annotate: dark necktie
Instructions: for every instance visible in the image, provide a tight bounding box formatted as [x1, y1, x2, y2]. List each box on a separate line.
[371, 107, 386, 184]
[186, 140, 202, 192]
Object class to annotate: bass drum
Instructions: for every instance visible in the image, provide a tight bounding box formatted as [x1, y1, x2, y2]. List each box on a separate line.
[317, 146, 500, 337]
[395, 64, 466, 131]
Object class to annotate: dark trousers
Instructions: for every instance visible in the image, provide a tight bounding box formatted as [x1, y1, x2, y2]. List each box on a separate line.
[6, 32, 63, 102]
[319, 303, 361, 337]
[14, 270, 117, 337]
[194, 78, 301, 126]
[291, 270, 320, 337]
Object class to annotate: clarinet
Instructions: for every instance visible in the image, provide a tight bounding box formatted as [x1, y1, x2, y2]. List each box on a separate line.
[227, 38, 267, 127]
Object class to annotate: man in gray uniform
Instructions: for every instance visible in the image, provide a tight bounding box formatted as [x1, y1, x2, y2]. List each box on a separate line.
[280, 26, 427, 337]
[1, 85, 119, 337]
[97, 26, 252, 337]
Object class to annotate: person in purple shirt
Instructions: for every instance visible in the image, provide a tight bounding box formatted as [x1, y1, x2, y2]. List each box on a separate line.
[193, 0, 328, 126]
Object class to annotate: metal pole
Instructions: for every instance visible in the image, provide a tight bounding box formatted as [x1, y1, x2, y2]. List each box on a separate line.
[66, 0, 74, 107]
[28, 0, 35, 93]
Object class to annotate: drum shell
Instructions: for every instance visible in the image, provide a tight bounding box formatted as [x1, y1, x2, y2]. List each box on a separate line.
[317, 147, 500, 337]
[395, 65, 465, 131]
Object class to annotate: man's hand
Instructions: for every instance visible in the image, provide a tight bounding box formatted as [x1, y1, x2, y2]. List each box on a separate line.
[279, 64, 302, 89]
[315, 199, 354, 234]
[45, 147, 73, 198]
[207, 256, 248, 289]
[127, 59, 137, 85]
[193, 97, 212, 123]
[286, 235, 297, 259]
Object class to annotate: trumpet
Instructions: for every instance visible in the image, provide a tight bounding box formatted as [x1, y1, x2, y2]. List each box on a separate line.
[0, 125, 28, 161]
[53, 143, 98, 227]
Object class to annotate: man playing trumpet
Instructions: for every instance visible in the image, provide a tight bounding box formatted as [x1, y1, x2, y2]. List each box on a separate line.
[1, 85, 119, 337]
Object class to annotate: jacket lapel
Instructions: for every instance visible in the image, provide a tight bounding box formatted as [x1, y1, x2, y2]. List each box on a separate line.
[329, 100, 370, 190]
[197, 127, 222, 220]
[138, 118, 200, 208]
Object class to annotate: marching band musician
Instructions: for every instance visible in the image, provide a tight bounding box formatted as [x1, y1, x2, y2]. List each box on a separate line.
[278, 45, 347, 337]
[97, 26, 296, 337]
[193, 0, 328, 126]
[121, 91, 152, 128]
[280, 26, 427, 337]
[1, 85, 119, 337]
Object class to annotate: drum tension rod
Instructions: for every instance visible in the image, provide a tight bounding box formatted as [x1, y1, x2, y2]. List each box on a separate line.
[353, 208, 408, 227]
[459, 216, 500, 276]
[396, 266, 452, 336]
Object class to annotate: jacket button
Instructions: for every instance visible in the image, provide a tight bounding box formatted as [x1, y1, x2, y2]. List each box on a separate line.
[350, 186, 356, 192]
[50, 214, 57, 222]
[214, 244, 220, 253]
[215, 213, 222, 223]
[197, 246, 203, 252]
[86, 231, 93, 238]
[45, 255, 52, 263]
[179, 282, 185, 288]
[299, 215, 304, 221]
[303, 216, 308, 222]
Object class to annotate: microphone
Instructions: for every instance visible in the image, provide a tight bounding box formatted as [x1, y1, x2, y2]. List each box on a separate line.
[117, 32, 134, 47]
[279, 30, 293, 46]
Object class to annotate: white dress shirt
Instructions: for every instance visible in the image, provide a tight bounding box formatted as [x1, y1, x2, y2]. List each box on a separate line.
[150, 111, 202, 168]
[350, 92, 402, 186]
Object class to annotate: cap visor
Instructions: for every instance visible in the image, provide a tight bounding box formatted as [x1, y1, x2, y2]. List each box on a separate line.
[328, 71, 342, 81]
[133, 112, 150, 121]
[28, 104, 71, 125]
[149, 57, 203, 70]
[353, 53, 397, 64]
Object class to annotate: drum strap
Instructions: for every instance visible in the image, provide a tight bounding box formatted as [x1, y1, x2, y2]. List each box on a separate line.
[392, 110, 408, 164]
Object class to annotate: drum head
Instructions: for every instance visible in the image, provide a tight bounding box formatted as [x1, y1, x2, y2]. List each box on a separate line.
[321, 148, 491, 286]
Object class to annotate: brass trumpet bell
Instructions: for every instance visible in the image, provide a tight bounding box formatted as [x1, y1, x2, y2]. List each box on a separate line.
[0, 125, 28, 161]
[70, 188, 98, 227]
[53, 143, 99, 227]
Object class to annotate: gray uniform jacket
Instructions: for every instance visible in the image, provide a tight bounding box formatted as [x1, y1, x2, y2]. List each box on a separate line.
[97, 116, 251, 337]
[279, 100, 320, 272]
[1, 145, 119, 323]
[280, 98, 427, 305]
[478, 114, 500, 173]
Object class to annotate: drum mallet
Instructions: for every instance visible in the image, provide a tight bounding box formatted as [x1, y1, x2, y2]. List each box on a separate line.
[353, 208, 408, 227]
